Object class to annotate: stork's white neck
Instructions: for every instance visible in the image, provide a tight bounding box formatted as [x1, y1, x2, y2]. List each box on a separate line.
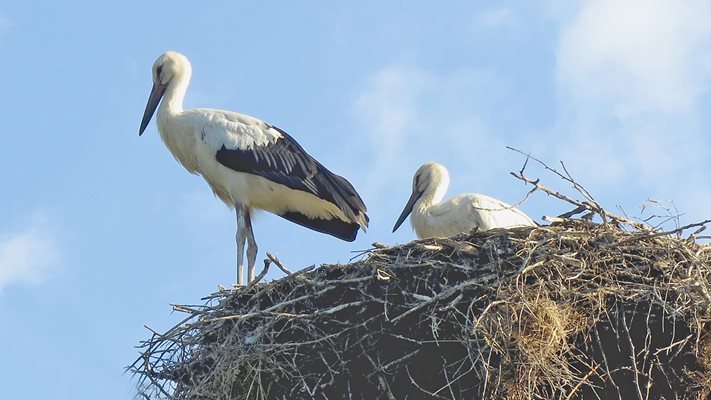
[410, 183, 447, 238]
[160, 77, 189, 117]
[409, 172, 448, 238]
[414, 176, 448, 212]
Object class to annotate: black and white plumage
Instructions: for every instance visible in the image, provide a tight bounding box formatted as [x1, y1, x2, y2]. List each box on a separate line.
[392, 162, 535, 239]
[139, 51, 368, 285]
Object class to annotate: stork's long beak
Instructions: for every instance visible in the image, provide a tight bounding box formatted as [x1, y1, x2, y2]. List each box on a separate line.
[139, 82, 166, 136]
[392, 189, 423, 233]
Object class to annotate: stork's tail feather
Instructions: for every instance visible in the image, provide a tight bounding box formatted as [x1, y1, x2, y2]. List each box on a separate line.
[279, 211, 360, 242]
[320, 173, 369, 230]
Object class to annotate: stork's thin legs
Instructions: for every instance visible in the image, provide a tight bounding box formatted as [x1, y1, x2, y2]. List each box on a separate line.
[244, 209, 258, 283]
[235, 206, 258, 286]
[235, 207, 247, 286]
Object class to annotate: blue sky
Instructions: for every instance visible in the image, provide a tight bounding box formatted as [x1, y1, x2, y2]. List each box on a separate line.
[1, 1, 710, 399]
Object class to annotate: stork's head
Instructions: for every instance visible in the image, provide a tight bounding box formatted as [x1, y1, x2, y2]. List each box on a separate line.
[139, 51, 193, 136]
[411, 163, 449, 193]
[392, 162, 450, 233]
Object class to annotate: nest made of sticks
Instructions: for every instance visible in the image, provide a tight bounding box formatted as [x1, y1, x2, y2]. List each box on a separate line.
[131, 152, 711, 400]
[131, 219, 711, 399]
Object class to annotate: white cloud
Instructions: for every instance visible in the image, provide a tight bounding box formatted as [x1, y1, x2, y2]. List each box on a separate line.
[551, 0, 711, 221]
[0, 221, 59, 291]
[557, 0, 711, 116]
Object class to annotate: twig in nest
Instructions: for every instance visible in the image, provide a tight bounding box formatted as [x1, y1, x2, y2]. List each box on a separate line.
[506, 146, 651, 230]
[247, 258, 272, 289]
[560, 160, 598, 205]
[564, 365, 599, 400]
[618, 219, 711, 244]
[510, 146, 598, 204]
[557, 205, 587, 219]
[267, 252, 292, 275]
[640, 199, 683, 230]
[508, 146, 605, 217]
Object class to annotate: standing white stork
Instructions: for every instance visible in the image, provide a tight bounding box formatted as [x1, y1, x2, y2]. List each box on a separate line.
[392, 162, 535, 239]
[139, 51, 369, 285]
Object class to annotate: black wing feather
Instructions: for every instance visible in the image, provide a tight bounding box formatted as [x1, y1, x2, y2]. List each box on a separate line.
[214, 125, 368, 227]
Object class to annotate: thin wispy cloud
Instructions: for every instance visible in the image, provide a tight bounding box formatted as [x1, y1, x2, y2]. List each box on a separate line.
[0, 218, 59, 291]
[557, 0, 711, 116]
[353, 65, 432, 192]
[552, 0, 711, 220]
[353, 65, 520, 202]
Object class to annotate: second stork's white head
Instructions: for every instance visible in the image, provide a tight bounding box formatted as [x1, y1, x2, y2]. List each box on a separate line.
[139, 51, 192, 136]
[392, 162, 450, 232]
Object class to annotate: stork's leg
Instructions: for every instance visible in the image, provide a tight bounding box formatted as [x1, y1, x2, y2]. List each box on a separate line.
[244, 209, 258, 283]
[235, 206, 248, 286]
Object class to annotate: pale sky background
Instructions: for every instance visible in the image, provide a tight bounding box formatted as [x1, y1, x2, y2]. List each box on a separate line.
[2, 1, 710, 399]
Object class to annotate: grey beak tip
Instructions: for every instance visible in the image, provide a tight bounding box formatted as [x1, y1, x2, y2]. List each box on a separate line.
[392, 189, 421, 235]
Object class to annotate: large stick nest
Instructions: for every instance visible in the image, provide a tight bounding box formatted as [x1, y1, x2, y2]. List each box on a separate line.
[131, 152, 711, 399]
[132, 219, 711, 399]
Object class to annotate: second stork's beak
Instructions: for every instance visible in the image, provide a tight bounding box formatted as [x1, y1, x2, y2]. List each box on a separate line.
[392, 189, 423, 232]
[139, 82, 166, 136]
